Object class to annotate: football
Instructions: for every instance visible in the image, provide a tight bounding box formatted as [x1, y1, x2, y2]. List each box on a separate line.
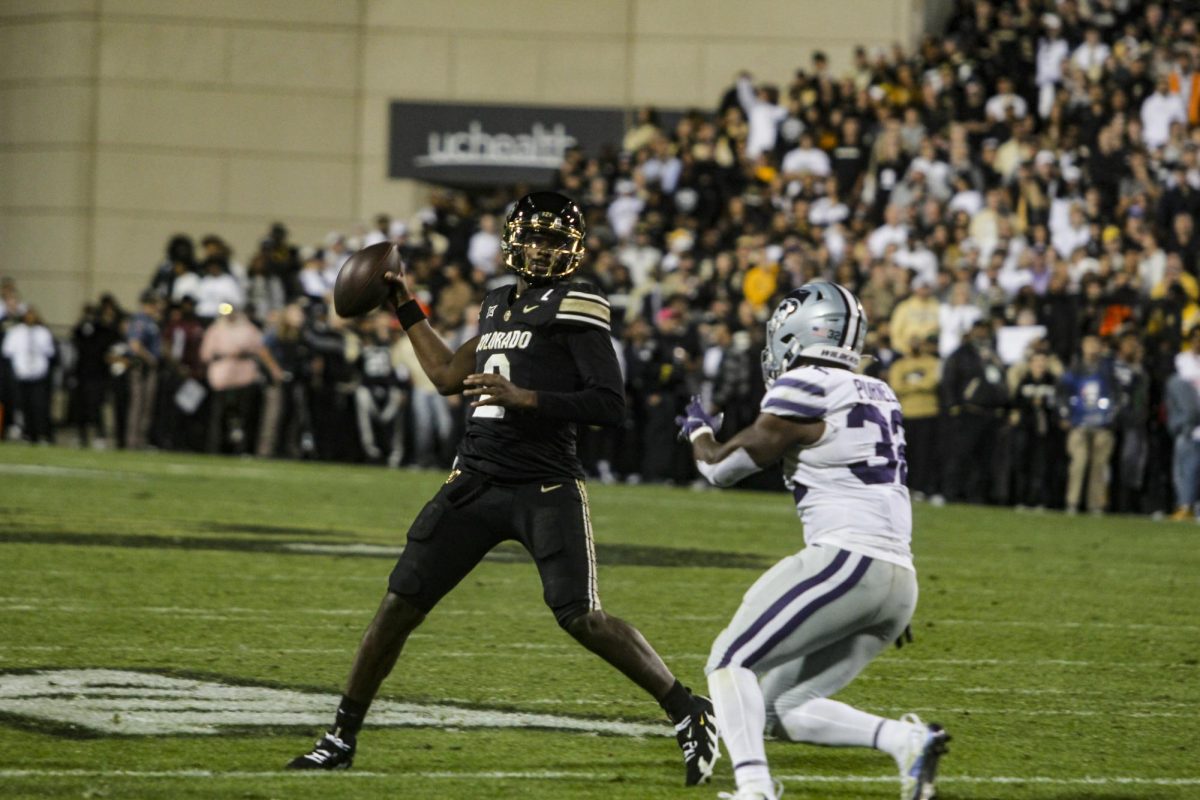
[333, 241, 399, 317]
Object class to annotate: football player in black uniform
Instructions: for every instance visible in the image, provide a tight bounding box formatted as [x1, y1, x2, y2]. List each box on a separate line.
[288, 192, 718, 785]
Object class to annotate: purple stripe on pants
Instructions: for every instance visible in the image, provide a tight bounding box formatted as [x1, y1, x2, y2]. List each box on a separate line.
[716, 549, 850, 669]
[741, 554, 872, 669]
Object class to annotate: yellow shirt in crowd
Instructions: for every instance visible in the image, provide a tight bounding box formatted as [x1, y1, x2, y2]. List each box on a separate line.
[890, 295, 940, 355]
[888, 354, 941, 419]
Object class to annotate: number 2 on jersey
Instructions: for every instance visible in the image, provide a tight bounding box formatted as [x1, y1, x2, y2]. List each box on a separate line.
[473, 353, 510, 419]
[846, 404, 908, 485]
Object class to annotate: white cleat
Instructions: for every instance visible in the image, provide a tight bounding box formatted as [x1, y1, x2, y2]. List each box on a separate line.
[718, 780, 783, 800]
[897, 713, 950, 800]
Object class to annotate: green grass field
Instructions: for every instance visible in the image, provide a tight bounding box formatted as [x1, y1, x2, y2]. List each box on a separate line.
[1, 446, 1197, 799]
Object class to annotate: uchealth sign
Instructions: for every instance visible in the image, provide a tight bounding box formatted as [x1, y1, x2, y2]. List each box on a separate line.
[388, 101, 628, 185]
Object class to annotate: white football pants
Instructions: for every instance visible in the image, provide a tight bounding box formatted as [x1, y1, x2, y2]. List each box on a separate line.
[706, 544, 917, 735]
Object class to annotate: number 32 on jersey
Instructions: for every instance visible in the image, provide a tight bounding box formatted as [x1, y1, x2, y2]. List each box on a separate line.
[847, 403, 908, 485]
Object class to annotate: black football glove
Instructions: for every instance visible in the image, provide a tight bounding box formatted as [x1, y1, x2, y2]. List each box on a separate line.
[894, 624, 913, 649]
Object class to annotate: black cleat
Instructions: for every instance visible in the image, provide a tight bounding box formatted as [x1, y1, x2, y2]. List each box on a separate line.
[286, 732, 355, 770]
[675, 694, 720, 786]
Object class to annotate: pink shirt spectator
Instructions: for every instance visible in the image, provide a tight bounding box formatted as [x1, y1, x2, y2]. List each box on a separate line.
[200, 314, 264, 391]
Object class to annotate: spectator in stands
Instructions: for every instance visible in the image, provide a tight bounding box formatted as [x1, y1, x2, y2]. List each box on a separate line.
[734, 72, 787, 159]
[261, 222, 301, 296]
[782, 131, 831, 183]
[395, 324, 453, 468]
[104, 313, 137, 448]
[324, 232, 352, 274]
[938, 281, 982, 357]
[972, 189, 1015, 252]
[1167, 212, 1200, 273]
[71, 301, 119, 448]
[986, 76, 1029, 123]
[363, 214, 391, 248]
[634, 308, 692, 483]
[890, 275, 939, 356]
[941, 320, 1009, 504]
[1166, 335, 1200, 520]
[200, 304, 281, 455]
[262, 303, 314, 459]
[434, 263, 474, 327]
[1035, 15, 1070, 118]
[1052, 205, 1092, 260]
[618, 226, 662, 289]
[1060, 335, 1118, 515]
[195, 256, 244, 322]
[352, 313, 407, 465]
[888, 333, 941, 503]
[467, 214, 501, 279]
[149, 235, 195, 301]
[124, 290, 161, 450]
[299, 255, 333, 301]
[623, 106, 661, 153]
[1142, 76, 1188, 152]
[301, 303, 355, 461]
[2, 306, 56, 443]
[1112, 331, 1150, 513]
[201, 235, 245, 286]
[1072, 26, 1109, 78]
[607, 180, 644, 242]
[245, 253, 286, 322]
[1010, 344, 1062, 510]
[166, 257, 201, 305]
[158, 296, 206, 452]
[868, 204, 909, 259]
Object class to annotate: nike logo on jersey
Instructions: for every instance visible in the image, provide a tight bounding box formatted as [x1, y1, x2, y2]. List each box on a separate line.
[523, 304, 540, 313]
[541, 484, 562, 493]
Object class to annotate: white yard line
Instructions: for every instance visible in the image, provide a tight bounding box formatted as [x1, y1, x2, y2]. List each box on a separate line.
[1, 643, 1194, 671]
[935, 618, 1200, 632]
[0, 465, 140, 480]
[4, 600, 1193, 634]
[873, 657, 1198, 669]
[0, 769, 1197, 786]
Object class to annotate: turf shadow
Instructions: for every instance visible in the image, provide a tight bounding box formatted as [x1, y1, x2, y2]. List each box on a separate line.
[0, 530, 771, 570]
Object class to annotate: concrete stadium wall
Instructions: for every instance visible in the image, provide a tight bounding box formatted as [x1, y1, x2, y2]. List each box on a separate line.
[0, 0, 926, 324]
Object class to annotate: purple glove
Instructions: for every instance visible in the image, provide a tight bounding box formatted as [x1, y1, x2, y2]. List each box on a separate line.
[676, 395, 723, 442]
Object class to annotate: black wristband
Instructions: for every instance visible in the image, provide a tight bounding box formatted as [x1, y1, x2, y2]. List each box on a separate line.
[395, 300, 426, 330]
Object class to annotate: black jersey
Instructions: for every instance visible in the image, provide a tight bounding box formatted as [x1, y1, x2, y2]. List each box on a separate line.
[455, 281, 624, 482]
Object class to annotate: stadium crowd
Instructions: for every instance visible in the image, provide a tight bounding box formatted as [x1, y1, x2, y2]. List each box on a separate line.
[5, 0, 1200, 518]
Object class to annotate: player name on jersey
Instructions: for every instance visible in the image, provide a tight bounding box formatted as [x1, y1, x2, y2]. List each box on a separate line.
[851, 378, 899, 404]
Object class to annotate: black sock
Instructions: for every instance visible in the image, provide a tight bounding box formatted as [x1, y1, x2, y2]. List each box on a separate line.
[331, 695, 370, 741]
[659, 680, 693, 724]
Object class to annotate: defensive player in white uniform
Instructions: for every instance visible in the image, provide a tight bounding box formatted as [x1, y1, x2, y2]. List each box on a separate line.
[678, 282, 948, 800]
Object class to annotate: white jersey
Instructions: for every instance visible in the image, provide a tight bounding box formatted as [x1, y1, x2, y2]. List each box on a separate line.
[761, 365, 914, 571]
